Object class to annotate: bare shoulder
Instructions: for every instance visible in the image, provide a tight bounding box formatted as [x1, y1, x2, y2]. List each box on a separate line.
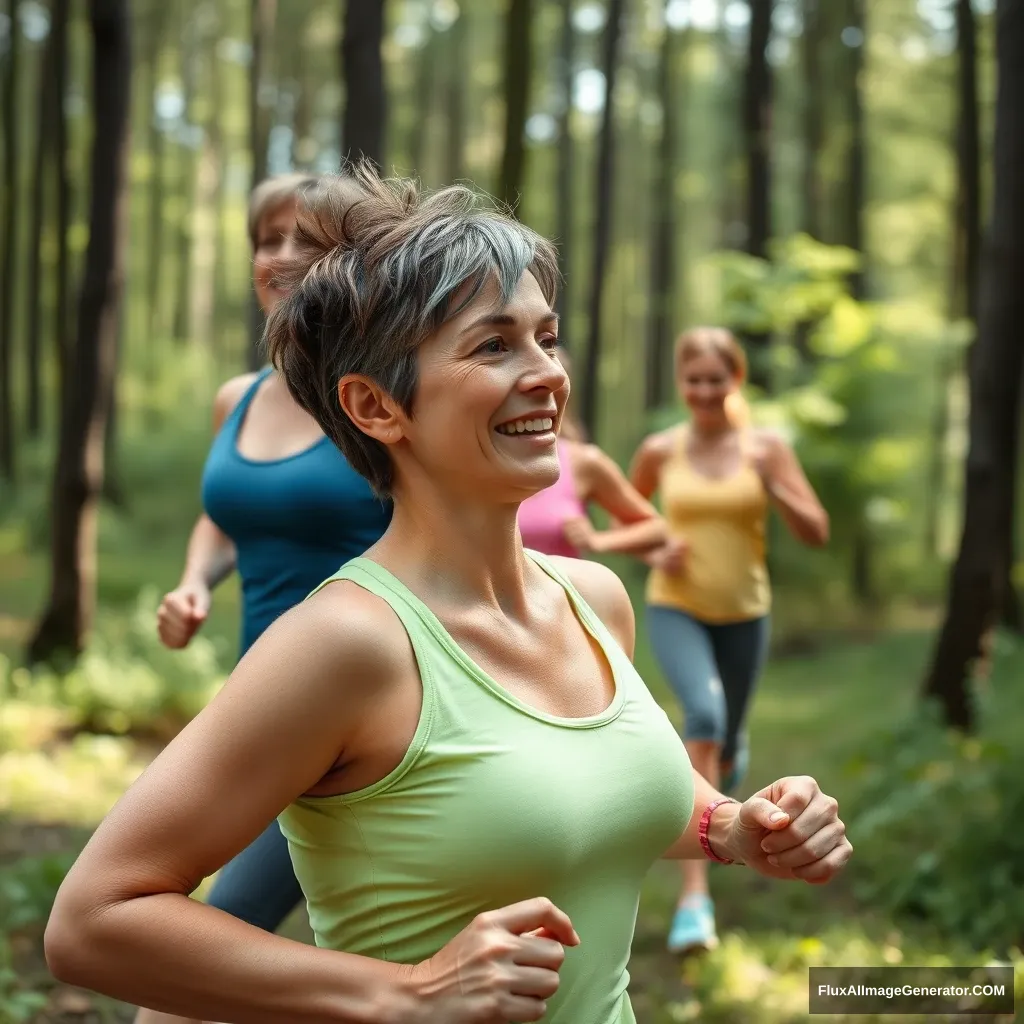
[565, 439, 614, 480]
[211, 372, 261, 430]
[547, 555, 636, 658]
[638, 426, 681, 461]
[283, 578, 417, 689]
[749, 425, 794, 462]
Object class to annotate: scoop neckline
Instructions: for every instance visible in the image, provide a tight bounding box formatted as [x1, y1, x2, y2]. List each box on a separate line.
[230, 370, 332, 466]
[347, 552, 627, 731]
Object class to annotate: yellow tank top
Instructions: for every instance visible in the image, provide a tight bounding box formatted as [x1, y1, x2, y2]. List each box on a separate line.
[645, 426, 771, 623]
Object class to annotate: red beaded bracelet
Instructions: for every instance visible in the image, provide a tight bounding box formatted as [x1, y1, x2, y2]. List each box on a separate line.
[699, 798, 739, 864]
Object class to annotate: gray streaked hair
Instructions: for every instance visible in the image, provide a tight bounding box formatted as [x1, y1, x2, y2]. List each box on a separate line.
[247, 173, 322, 250]
[265, 161, 561, 496]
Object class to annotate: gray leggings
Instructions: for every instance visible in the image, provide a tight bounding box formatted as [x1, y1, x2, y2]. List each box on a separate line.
[646, 605, 770, 765]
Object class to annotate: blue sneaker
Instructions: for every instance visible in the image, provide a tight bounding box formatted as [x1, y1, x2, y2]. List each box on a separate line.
[721, 741, 749, 796]
[667, 894, 719, 954]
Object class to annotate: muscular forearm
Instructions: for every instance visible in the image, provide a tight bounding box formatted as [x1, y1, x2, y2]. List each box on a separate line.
[589, 517, 667, 556]
[45, 893, 413, 1024]
[180, 514, 237, 590]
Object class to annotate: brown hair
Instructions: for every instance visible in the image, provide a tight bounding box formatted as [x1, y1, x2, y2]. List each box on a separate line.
[674, 326, 750, 427]
[247, 172, 322, 250]
[553, 345, 587, 442]
[266, 161, 561, 496]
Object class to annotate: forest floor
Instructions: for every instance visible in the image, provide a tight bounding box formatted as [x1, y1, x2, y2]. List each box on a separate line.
[1, 431, 1022, 1023]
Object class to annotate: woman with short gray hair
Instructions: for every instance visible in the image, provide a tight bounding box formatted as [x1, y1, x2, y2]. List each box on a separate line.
[45, 164, 852, 1024]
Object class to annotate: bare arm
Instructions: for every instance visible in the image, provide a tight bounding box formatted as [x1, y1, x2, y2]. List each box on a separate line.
[757, 433, 830, 547]
[177, 375, 261, 591]
[627, 431, 674, 501]
[566, 443, 668, 556]
[45, 589, 419, 1024]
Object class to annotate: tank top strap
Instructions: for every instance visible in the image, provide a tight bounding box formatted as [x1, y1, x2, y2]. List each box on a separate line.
[523, 549, 633, 678]
[224, 365, 274, 436]
[308, 557, 444, 711]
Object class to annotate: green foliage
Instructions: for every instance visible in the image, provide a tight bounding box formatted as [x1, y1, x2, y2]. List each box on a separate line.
[0, 856, 70, 1024]
[844, 635, 1024, 954]
[2, 590, 226, 738]
[0, 854, 73, 935]
[643, 233, 975, 623]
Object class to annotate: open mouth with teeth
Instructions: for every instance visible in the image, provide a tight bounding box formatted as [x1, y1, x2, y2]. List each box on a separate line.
[495, 416, 555, 436]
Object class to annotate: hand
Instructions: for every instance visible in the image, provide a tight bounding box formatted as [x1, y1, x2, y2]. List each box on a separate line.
[711, 776, 852, 884]
[156, 581, 211, 649]
[647, 537, 687, 575]
[404, 897, 580, 1023]
[563, 516, 598, 553]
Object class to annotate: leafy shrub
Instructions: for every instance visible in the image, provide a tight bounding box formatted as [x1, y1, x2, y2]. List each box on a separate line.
[2, 589, 227, 738]
[843, 642, 1024, 955]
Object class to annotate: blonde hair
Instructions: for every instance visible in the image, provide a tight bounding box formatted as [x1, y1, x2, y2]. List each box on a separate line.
[674, 326, 751, 428]
[247, 172, 322, 251]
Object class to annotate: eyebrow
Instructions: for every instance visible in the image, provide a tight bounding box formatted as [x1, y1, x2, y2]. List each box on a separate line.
[460, 310, 560, 335]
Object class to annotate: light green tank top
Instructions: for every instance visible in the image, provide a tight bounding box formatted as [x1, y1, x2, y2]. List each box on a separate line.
[278, 551, 695, 1024]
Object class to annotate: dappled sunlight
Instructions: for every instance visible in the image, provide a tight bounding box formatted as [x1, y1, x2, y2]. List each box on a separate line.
[0, 735, 146, 827]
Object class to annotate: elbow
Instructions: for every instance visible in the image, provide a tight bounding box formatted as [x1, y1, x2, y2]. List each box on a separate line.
[44, 905, 90, 987]
[805, 512, 830, 548]
[44, 890, 112, 990]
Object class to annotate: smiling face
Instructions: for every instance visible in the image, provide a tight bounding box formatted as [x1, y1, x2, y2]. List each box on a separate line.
[677, 349, 740, 431]
[252, 198, 298, 315]
[394, 270, 568, 503]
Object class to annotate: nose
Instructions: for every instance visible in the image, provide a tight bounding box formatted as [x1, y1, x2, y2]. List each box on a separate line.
[520, 343, 569, 396]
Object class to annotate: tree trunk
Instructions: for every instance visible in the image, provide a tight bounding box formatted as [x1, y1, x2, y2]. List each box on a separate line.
[54, 0, 70, 383]
[28, 0, 132, 664]
[645, 10, 682, 412]
[794, 0, 824, 361]
[579, 0, 625, 438]
[144, 0, 168, 340]
[247, 0, 275, 369]
[172, 23, 198, 343]
[926, 0, 982, 559]
[24, 0, 64, 438]
[497, 0, 533, 212]
[1, 0, 22, 481]
[444, 5, 468, 185]
[554, 0, 574, 322]
[922, 0, 1024, 731]
[340, 0, 387, 169]
[800, 0, 823, 240]
[407, 19, 438, 181]
[845, 0, 866, 301]
[844, 0, 875, 606]
[742, 0, 772, 389]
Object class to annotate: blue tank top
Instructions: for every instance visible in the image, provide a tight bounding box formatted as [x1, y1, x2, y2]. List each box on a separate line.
[201, 369, 392, 657]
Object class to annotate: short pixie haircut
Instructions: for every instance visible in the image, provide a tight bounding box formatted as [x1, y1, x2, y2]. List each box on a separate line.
[266, 162, 561, 496]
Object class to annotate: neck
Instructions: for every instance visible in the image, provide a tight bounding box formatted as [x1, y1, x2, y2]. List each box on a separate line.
[372, 474, 534, 618]
[690, 415, 733, 440]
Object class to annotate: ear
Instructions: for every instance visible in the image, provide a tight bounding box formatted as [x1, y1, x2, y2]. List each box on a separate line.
[337, 374, 406, 447]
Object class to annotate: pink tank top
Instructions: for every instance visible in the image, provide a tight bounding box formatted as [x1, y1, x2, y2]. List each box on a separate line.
[517, 441, 588, 558]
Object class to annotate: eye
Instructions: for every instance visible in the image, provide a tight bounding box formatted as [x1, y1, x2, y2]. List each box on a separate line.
[539, 335, 560, 352]
[476, 337, 507, 355]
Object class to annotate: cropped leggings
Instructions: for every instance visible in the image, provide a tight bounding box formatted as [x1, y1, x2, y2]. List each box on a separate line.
[646, 605, 770, 766]
[205, 819, 303, 932]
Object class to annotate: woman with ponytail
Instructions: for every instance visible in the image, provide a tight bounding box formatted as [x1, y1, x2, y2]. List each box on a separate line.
[630, 326, 830, 956]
